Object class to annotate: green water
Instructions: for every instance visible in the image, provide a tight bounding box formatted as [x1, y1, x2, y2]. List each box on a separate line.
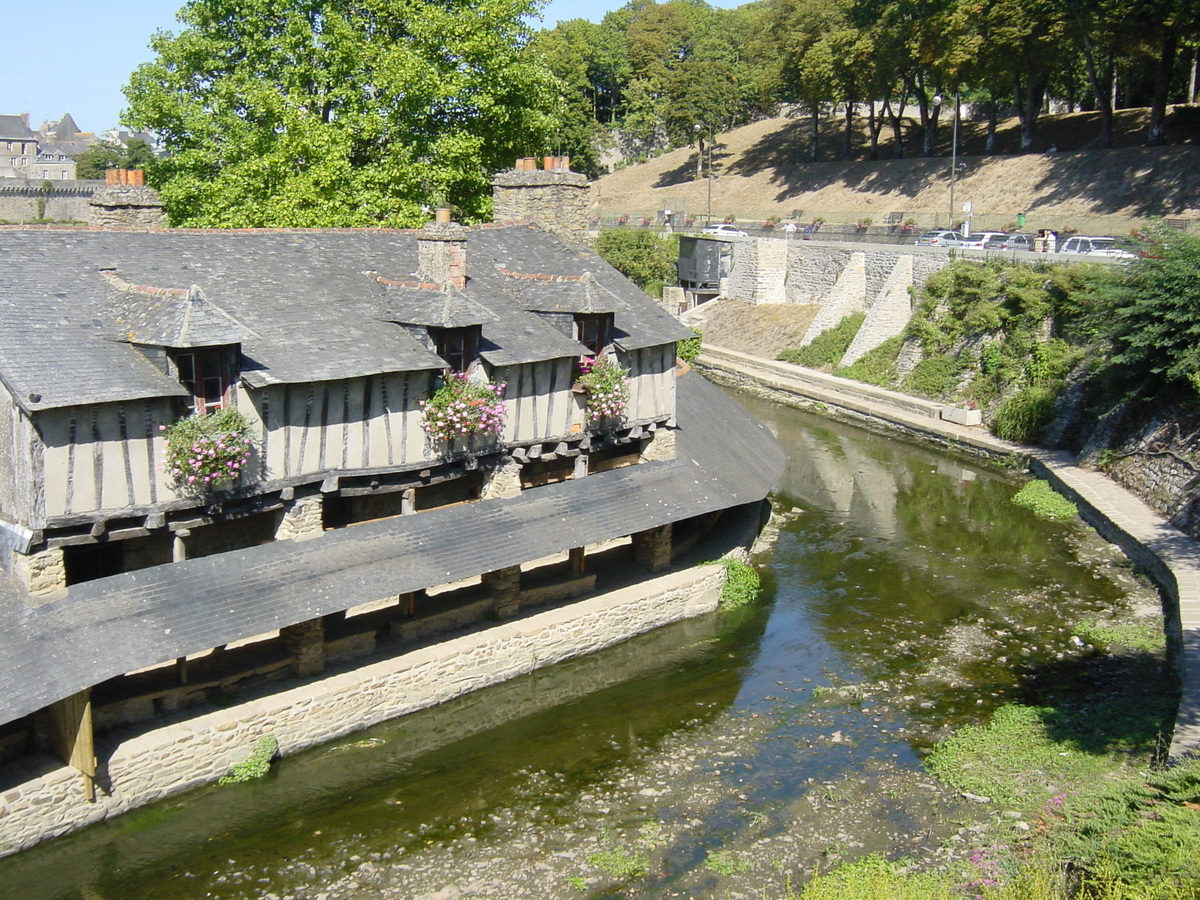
[0, 393, 1144, 899]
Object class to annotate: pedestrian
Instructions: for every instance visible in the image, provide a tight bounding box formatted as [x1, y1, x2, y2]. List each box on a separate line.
[1035, 229, 1046, 253]
[783, 221, 797, 238]
[1046, 230, 1057, 253]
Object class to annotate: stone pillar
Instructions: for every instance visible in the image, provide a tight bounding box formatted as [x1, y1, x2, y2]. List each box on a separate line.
[482, 565, 523, 618]
[482, 458, 523, 500]
[276, 495, 324, 541]
[639, 427, 677, 463]
[172, 529, 190, 562]
[402, 489, 416, 516]
[632, 524, 673, 573]
[573, 453, 589, 479]
[280, 618, 325, 677]
[12, 546, 67, 596]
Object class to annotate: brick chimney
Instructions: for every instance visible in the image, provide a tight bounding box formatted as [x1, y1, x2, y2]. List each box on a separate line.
[492, 156, 589, 244]
[88, 171, 165, 228]
[417, 218, 467, 288]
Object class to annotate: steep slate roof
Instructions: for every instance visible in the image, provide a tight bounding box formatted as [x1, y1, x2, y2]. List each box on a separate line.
[0, 226, 693, 413]
[0, 373, 785, 728]
[0, 115, 34, 141]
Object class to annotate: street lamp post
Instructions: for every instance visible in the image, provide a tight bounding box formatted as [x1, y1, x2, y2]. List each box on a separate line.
[933, 92, 960, 229]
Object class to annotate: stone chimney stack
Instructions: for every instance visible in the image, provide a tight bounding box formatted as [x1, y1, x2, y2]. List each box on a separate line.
[491, 156, 589, 244]
[88, 170, 166, 228]
[417, 219, 468, 289]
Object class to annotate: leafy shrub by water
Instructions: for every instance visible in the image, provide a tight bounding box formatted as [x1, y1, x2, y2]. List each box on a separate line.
[703, 557, 761, 609]
[902, 352, 965, 400]
[778, 312, 865, 369]
[993, 386, 1059, 443]
[834, 336, 902, 386]
[1012, 479, 1077, 519]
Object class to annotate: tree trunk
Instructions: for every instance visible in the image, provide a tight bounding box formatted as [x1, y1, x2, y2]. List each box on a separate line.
[1014, 73, 1050, 152]
[1147, 27, 1179, 146]
[986, 93, 998, 154]
[919, 96, 939, 158]
[867, 102, 881, 159]
[885, 97, 906, 158]
[1078, 28, 1115, 149]
[842, 101, 855, 159]
[809, 105, 820, 162]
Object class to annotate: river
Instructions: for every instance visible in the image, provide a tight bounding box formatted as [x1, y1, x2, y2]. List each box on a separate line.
[0, 390, 1157, 899]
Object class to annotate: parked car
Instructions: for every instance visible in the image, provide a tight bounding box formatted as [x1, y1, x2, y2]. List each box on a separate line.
[914, 230, 964, 246]
[702, 223, 749, 237]
[981, 233, 1034, 251]
[1056, 235, 1137, 258]
[957, 231, 1009, 249]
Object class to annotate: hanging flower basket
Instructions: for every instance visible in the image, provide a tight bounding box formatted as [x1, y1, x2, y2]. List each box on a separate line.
[160, 407, 255, 494]
[574, 356, 629, 421]
[420, 371, 506, 442]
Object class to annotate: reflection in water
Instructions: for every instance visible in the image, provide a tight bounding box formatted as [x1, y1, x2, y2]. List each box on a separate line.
[0, 391, 1139, 900]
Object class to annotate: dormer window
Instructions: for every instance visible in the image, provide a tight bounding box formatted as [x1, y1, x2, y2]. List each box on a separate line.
[575, 314, 613, 356]
[432, 326, 480, 373]
[173, 346, 237, 414]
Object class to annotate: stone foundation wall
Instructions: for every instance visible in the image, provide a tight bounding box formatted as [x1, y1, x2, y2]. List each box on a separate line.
[0, 564, 725, 857]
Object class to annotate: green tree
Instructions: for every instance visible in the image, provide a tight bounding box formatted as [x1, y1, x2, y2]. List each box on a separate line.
[1096, 228, 1200, 385]
[593, 229, 679, 297]
[122, 0, 560, 227]
[72, 141, 125, 180]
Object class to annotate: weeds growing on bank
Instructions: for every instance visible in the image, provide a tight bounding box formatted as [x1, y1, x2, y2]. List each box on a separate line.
[778, 313, 865, 369]
[704, 557, 762, 608]
[1011, 480, 1078, 520]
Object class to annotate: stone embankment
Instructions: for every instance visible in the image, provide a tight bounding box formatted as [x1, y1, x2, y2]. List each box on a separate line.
[698, 344, 1200, 759]
[0, 563, 728, 857]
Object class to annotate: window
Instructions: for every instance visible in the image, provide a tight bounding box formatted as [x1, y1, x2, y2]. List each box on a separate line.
[174, 347, 236, 414]
[42, 170, 48, 179]
[8, 158, 14, 167]
[433, 326, 480, 373]
[575, 314, 613, 356]
[60, 170, 67, 179]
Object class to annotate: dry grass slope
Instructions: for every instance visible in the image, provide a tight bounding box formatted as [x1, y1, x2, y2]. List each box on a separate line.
[593, 106, 1200, 228]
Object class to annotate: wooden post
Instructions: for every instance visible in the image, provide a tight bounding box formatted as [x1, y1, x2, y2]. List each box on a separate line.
[48, 690, 97, 802]
[569, 546, 586, 575]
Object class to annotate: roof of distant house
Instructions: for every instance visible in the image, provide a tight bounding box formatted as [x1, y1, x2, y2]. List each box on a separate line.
[0, 115, 35, 141]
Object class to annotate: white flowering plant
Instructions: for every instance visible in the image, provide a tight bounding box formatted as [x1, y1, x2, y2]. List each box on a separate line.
[420, 371, 507, 442]
[161, 407, 255, 493]
[576, 356, 629, 421]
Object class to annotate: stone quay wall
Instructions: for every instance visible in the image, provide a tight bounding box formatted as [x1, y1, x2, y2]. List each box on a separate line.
[0, 180, 98, 223]
[0, 564, 726, 857]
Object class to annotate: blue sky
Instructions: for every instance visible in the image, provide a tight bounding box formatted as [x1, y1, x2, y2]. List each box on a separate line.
[5, 0, 745, 136]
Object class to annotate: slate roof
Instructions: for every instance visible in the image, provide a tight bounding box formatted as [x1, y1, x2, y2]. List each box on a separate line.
[0, 373, 784, 727]
[0, 226, 693, 412]
[0, 115, 34, 141]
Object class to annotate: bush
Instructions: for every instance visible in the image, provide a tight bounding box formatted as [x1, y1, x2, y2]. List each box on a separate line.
[677, 330, 702, 364]
[593, 229, 679, 297]
[902, 353, 964, 400]
[992, 385, 1058, 443]
[1092, 226, 1200, 385]
[778, 313, 865, 369]
[834, 336, 902, 386]
[704, 557, 761, 609]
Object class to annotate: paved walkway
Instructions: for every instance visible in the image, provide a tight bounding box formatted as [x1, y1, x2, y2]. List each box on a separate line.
[699, 345, 1200, 759]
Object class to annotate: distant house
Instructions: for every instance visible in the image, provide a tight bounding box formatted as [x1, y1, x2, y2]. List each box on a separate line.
[0, 114, 38, 178]
[0, 161, 782, 826]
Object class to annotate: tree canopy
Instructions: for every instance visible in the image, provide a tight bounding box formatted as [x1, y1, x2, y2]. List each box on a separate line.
[123, 0, 560, 227]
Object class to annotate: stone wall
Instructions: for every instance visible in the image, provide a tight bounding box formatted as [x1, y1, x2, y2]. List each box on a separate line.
[0, 180, 98, 223]
[726, 238, 788, 304]
[0, 564, 726, 857]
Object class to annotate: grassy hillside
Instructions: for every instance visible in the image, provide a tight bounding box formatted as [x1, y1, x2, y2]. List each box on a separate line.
[592, 106, 1200, 233]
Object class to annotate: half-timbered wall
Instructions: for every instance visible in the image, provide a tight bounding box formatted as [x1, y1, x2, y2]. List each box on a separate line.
[625, 344, 676, 425]
[0, 389, 39, 527]
[26, 346, 677, 526]
[36, 398, 176, 525]
[246, 371, 436, 483]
